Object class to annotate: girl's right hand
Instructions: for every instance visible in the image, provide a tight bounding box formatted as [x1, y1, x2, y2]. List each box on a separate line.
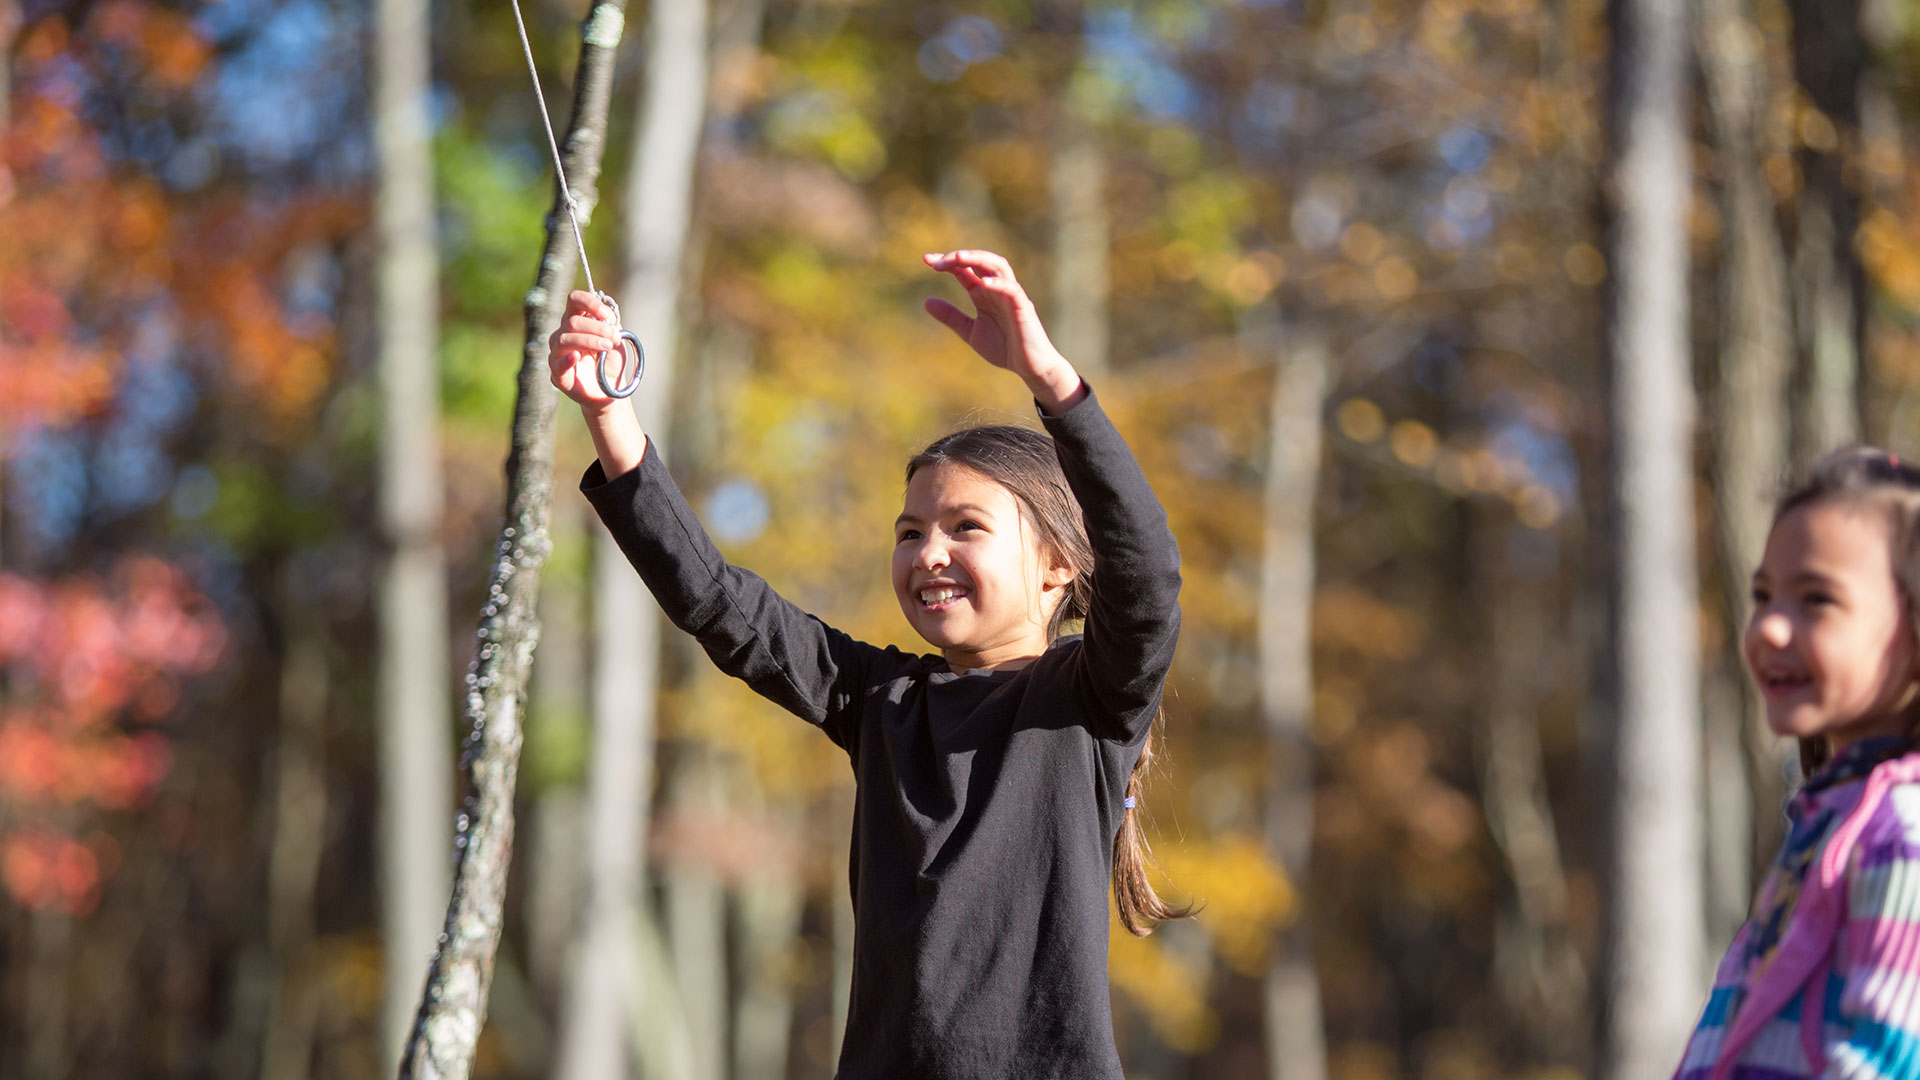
[548, 291, 622, 411]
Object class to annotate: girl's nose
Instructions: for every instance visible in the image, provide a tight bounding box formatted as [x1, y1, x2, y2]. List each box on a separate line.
[1751, 611, 1793, 650]
[915, 539, 950, 572]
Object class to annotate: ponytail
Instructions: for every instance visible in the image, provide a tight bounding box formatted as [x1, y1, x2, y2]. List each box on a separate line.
[1111, 709, 1195, 937]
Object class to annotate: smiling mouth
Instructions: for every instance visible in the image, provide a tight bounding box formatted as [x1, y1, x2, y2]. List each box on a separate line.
[1757, 669, 1813, 696]
[917, 585, 970, 608]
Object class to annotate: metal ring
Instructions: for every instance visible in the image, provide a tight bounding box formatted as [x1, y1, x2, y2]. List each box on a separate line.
[596, 330, 645, 398]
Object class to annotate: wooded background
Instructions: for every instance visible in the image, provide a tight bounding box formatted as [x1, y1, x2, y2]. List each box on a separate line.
[5, 0, 1918, 1075]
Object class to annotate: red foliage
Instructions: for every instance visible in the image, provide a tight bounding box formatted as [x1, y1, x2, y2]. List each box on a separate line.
[0, 557, 226, 913]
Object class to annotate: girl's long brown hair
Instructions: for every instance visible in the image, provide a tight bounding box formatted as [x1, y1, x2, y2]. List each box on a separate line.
[1770, 446, 1920, 775]
[908, 425, 1193, 936]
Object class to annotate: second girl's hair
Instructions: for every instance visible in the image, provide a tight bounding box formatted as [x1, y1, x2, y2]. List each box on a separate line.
[1772, 446, 1920, 775]
[907, 425, 1193, 935]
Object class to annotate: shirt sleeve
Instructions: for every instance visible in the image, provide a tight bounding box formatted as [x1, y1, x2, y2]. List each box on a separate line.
[580, 440, 894, 753]
[1039, 387, 1183, 744]
[1824, 787, 1920, 1078]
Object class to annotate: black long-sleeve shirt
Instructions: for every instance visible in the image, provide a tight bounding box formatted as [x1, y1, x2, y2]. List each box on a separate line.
[581, 389, 1182, 1080]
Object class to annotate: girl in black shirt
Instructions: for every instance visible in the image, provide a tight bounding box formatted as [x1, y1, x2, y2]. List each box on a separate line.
[550, 249, 1188, 1079]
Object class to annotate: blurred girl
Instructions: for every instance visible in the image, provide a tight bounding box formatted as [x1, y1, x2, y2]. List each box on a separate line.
[1675, 447, 1920, 1079]
[549, 249, 1189, 1078]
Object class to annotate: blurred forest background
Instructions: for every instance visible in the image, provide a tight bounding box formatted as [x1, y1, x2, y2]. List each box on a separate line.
[6, 0, 1920, 1075]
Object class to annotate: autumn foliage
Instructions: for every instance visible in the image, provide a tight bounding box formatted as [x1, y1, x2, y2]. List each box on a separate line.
[0, 558, 224, 913]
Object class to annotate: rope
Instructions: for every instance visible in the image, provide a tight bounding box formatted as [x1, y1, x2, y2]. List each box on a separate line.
[507, 0, 645, 397]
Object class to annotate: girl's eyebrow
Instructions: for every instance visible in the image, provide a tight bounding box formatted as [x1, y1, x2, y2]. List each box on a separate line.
[1750, 568, 1844, 590]
[895, 504, 994, 527]
[1774, 569, 1842, 591]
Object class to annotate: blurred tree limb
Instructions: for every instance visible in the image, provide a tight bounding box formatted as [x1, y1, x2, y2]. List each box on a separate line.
[397, 2, 628, 1075]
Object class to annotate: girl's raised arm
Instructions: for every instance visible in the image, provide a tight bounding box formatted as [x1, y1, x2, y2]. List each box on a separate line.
[922, 250, 1087, 415]
[923, 250, 1182, 742]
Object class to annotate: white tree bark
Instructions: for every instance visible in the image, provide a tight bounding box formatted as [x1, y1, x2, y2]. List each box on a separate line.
[664, 751, 729, 1080]
[1260, 332, 1329, 1080]
[552, 0, 710, 1075]
[373, 0, 452, 1061]
[1601, 0, 1706, 1075]
[1048, 81, 1109, 378]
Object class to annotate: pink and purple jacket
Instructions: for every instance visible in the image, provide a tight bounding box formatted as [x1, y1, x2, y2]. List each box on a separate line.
[1673, 751, 1920, 1080]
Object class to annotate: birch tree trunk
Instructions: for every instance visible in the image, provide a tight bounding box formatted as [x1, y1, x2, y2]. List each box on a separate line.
[1600, 0, 1706, 1075]
[1260, 332, 1329, 1080]
[1787, 0, 1864, 459]
[1048, 81, 1108, 378]
[664, 748, 729, 1080]
[398, 3, 629, 1074]
[1694, 0, 1793, 934]
[551, 0, 709, 1074]
[373, 0, 452, 1061]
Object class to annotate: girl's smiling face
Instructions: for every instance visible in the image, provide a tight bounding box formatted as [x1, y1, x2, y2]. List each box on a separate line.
[892, 462, 1075, 672]
[1745, 500, 1920, 754]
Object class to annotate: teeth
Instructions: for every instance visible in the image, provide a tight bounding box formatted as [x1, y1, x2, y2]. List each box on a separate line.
[920, 587, 961, 605]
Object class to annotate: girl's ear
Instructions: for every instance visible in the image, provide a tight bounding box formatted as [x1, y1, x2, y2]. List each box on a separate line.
[1042, 558, 1078, 591]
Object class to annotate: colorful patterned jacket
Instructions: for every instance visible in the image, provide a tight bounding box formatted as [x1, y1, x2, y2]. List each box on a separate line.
[1674, 748, 1920, 1080]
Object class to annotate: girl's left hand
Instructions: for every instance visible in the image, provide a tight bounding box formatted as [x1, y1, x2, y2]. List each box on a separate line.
[923, 250, 1083, 409]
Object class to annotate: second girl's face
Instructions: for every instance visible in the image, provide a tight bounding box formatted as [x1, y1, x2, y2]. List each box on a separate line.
[892, 463, 1074, 672]
[1745, 500, 1919, 754]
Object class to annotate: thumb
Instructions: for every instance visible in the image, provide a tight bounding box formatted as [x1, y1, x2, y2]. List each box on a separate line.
[923, 297, 974, 341]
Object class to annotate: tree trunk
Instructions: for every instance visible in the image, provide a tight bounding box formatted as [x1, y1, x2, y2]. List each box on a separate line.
[663, 748, 730, 1080]
[526, 501, 589, 1006]
[1475, 508, 1588, 1067]
[1259, 331, 1329, 1080]
[1600, 0, 1706, 1075]
[259, 587, 331, 1080]
[1787, 0, 1864, 459]
[23, 905, 70, 1079]
[551, 0, 709, 1075]
[730, 797, 802, 1080]
[1694, 0, 1793, 940]
[397, 2, 629, 1074]
[1048, 81, 1109, 378]
[373, 0, 452, 1059]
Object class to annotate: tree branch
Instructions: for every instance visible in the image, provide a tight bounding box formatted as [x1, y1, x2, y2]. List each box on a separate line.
[397, 3, 630, 1075]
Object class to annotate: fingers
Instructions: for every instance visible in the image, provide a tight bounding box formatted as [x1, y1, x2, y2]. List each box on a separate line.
[548, 300, 621, 405]
[549, 312, 616, 355]
[566, 289, 613, 321]
[924, 250, 1016, 282]
[922, 297, 974, 341]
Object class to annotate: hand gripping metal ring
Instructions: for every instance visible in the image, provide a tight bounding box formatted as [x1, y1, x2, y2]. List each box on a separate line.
[592, 293, 646, 399]
[596, 329, 645, 398]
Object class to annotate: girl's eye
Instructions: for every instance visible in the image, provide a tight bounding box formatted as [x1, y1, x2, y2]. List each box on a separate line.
[1750, 586, 1770, 605]
[1804, 591, 1834, 608]
[956, 520, 982, 532]
[897, 529, 921, 543]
